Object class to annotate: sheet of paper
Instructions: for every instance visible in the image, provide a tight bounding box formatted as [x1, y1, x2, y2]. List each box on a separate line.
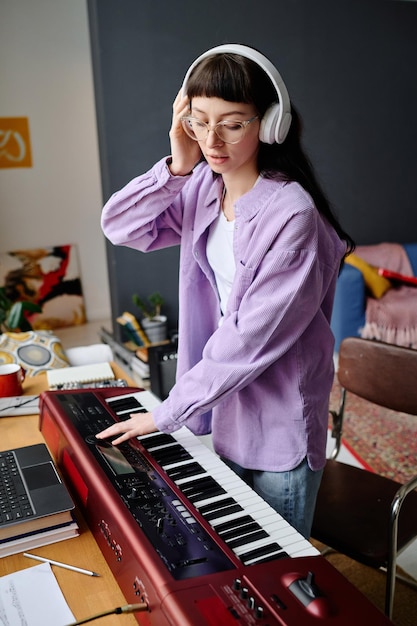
[0, 562, 75, 626]
[0, 396, 40, 416]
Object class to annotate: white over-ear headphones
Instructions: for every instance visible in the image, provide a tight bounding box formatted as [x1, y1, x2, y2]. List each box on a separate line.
[181, 44, 292, 144]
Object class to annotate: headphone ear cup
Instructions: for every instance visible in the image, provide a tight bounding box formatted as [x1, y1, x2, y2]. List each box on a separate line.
[259, 103, 281, 144]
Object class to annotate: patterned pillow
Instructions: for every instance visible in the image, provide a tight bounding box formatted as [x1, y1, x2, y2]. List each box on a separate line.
[0, 331, 70, 376]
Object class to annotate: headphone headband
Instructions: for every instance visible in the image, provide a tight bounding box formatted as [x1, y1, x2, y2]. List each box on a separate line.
[181, 44, 292, 144]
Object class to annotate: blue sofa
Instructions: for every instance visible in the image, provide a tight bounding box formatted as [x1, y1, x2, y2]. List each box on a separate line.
[331, 243, 417, 352]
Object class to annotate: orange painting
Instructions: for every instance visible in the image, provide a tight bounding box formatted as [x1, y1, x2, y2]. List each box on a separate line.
[0, 117, 33, 168]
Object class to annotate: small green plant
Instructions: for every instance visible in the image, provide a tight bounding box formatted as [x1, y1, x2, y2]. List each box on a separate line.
[0, 287, 42, 333]
[132, 291, 164, 320]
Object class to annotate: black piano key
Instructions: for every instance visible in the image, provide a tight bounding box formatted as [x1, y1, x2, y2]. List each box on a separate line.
[151, 444, 192, 465]
[180, 476, 226, 502]
[214, 515, 254, 535]
[197, 497, 238, 517]
[165, 462, 206, 481]
[253, 550, 290, 564]
[200, 501, 244, 522]
[225, 529, 269, 550]
[179, 475, 220, 493]
[141, 433, 176, 449]
[116, 408, 147, 421]
[188, 486, 225, 503]
[220, 520, 263, 542]
[239, 542, 288, 565]
[108, 397, 144, 413]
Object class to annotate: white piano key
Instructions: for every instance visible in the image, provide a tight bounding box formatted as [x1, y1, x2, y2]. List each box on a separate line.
[289, 543, 320, 557]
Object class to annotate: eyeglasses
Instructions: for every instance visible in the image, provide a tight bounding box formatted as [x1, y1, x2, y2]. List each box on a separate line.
[180, 115, 259, 144]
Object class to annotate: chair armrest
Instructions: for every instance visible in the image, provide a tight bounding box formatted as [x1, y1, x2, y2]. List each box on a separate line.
[391, 474, 417, 523]
[386, 473, 417, 615]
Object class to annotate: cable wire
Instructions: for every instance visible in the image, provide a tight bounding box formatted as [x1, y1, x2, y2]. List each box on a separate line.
[66, 603, 148, 625]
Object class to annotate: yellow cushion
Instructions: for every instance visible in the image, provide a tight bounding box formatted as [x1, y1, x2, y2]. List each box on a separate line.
[345, 253, 391, 299]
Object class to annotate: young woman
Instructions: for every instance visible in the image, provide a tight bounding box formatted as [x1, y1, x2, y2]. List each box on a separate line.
[97, 44, 354, 539]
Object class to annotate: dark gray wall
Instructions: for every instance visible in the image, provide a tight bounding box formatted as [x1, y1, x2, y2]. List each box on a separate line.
[87, 0, 417, 337]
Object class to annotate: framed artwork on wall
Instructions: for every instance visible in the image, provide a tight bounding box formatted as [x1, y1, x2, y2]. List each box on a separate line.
[0, 245, 86, 330]
[0, 117, 33, 169]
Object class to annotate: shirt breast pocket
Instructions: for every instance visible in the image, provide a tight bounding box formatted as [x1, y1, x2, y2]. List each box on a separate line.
[228, 260, 256, 311]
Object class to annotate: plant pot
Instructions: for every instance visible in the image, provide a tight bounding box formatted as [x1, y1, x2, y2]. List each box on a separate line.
[141, 315, 167, 344]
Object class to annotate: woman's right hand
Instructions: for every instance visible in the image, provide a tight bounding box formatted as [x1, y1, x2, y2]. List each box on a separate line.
[168, 89, 201, 176]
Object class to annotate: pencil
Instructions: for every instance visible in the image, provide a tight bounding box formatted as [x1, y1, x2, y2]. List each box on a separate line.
[23, 552, 100, 577]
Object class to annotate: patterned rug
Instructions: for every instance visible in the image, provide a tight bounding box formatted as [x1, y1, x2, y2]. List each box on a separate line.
[329, 377, 417, 484]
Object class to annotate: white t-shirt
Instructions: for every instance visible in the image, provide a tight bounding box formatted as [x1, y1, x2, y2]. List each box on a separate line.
[206, 210, 235, 316]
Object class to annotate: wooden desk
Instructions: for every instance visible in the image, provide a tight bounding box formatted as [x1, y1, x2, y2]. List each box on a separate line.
[1, 365, 139, 625]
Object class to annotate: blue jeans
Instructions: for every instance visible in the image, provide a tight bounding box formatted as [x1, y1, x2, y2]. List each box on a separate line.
[221, 457, 323, 539]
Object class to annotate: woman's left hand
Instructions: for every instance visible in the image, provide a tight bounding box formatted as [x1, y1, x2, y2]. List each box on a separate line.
[95, 412, 157, 446]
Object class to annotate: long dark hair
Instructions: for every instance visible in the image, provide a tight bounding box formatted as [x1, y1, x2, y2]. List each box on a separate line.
[186, 52, 355, 256]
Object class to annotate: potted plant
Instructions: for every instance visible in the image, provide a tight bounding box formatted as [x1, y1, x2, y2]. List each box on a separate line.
[0, 287, 42, 334]
[132, 291, 167, 343]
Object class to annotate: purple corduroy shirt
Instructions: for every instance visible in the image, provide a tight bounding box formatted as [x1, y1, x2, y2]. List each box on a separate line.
[101, 157, 346, 472]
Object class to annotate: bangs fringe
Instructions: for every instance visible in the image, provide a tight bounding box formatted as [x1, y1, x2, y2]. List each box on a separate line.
[186, 55, 254, 104]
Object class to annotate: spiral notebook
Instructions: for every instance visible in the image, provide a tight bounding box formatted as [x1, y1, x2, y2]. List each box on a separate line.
[46, 362, 115, 389]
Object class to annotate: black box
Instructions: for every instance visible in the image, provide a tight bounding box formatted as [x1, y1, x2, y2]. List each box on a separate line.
[148, 343, 177, 400]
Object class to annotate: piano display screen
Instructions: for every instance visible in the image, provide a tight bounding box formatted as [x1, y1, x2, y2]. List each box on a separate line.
[96, 443, 135, 475]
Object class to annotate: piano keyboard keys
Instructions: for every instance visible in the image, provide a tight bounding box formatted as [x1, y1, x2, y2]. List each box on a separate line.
[106, 391, 319, 565]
